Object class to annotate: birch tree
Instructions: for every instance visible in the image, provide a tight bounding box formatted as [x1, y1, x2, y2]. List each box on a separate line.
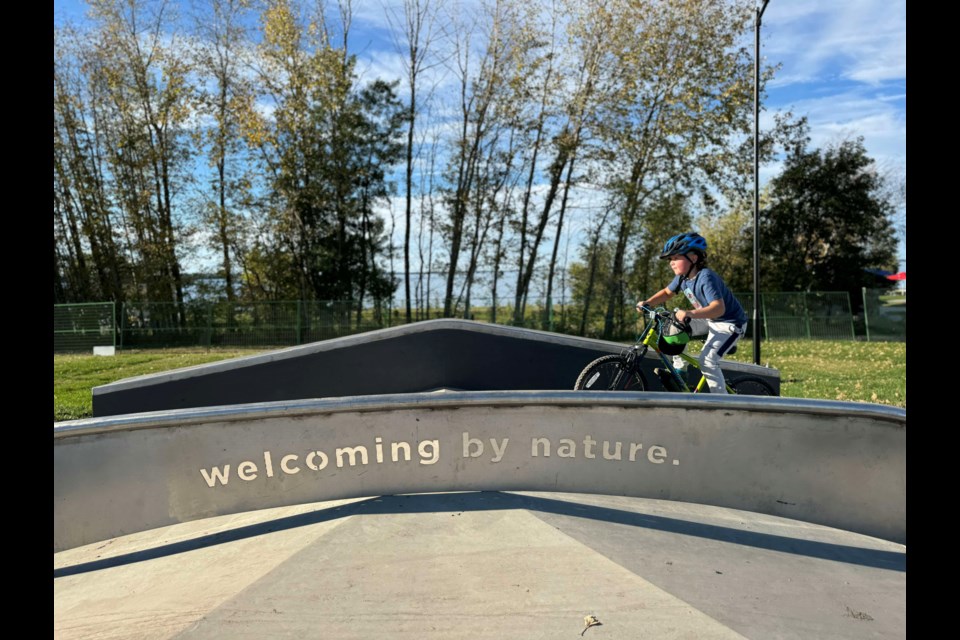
[386, 0, 444, 322]
[593, 0, 756, 338]
[190, 0, 255, 303]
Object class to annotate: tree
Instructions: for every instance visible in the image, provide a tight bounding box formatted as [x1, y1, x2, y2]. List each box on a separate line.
[190, 0, 256, 304]
[760, 136, 899, 309]
[590, 0, 758, 339]
[696, 192, 754, 293]
[440, 0, 519, 317]
[624, 191, 693, 304]
[54, 0, 196, 324]
[54, 26, 127, 304]
[244, 0, 404, 307]
[385, 0, 444, 323]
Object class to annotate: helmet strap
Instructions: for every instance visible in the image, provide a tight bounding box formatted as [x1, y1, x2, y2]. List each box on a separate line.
[682, 253, 699, 280]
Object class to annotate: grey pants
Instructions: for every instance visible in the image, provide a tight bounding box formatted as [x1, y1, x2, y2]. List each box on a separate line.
[673, 319, 746, 394]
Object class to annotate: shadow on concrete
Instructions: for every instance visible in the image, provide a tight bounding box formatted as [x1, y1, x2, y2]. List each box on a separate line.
[55, 491, 904, 578]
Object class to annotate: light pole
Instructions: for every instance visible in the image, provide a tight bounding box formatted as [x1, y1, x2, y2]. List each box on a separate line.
[753, 0, 770, 366]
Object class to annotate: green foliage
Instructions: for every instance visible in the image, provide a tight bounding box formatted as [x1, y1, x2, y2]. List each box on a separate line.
[249, 3, 405, 305]
[760, 132, 899, 309]
[568, 237, 615, 337]
[626, 192, 694, 302]
[697, 194, 754, 292]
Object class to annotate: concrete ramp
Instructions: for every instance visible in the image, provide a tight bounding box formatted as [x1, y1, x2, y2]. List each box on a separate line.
[92, 319, 780, 416]
[55, 391, 905, 552]
[54, 491, 905, 639]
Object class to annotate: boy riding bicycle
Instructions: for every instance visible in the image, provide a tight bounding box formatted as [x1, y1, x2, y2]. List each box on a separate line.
[637, 232, 747, 394]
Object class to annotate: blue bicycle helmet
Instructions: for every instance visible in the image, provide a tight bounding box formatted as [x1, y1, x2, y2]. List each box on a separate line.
[659, 232, 707, 260]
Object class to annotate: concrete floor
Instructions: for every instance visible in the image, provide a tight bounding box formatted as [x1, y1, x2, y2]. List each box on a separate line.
[54, 491, 905, 639]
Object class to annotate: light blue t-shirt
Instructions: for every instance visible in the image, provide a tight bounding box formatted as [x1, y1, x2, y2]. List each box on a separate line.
[668, 269, 747, 325]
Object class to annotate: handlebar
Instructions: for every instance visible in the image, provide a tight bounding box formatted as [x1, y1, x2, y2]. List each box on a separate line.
[637, 305, 690, 332]
[637, 304, 669, 317]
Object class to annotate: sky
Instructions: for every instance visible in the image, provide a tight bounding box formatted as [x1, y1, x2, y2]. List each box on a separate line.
[54, 0, 907, 273]
[760, 0, 906, 270]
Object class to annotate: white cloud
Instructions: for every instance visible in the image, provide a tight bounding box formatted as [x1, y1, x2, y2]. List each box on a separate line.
[763, 0, 905, 86]
[764, 87, 905, 167]
[755, 0, 906, 176]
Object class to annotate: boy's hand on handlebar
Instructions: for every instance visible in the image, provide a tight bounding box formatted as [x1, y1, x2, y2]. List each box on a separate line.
[675, 309, 689, 323]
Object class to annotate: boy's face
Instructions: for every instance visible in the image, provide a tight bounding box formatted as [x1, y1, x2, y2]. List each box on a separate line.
[668, 253, 695, 276]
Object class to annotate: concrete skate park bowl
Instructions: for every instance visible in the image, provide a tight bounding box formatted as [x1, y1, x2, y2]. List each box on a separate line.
[55, 320, 905, 638]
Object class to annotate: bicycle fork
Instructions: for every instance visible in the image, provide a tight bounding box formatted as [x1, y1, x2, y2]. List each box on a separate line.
[612, 346, 641, 390]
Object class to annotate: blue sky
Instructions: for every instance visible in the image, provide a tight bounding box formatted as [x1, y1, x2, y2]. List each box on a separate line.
[759, 0, 906, 268]
[55, 0, 906, 271]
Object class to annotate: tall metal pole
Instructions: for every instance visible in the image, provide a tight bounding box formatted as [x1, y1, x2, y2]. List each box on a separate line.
[753, 0, 769, 366]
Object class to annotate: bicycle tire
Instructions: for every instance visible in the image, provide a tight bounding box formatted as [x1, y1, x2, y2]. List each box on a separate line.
[574, 354, 648, 391]
[729, 376, 776, 396]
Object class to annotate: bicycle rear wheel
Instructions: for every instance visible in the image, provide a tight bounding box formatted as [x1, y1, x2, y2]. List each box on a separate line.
[574, 354, 648, 391]
[729, 376, 775, 396]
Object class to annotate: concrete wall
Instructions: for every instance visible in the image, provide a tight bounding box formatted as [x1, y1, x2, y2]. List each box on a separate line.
[93, 319, 780, 416]
[56, 391, 904, 551]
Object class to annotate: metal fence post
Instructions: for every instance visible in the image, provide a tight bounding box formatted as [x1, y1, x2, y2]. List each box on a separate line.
[803, 293, 811, 339]
[296, 300, 302, 345]
[845, 292, 855, 340]
[862, 287, 871, 342]
[761, 293, 768, 343]
[119, 302, 126, 351]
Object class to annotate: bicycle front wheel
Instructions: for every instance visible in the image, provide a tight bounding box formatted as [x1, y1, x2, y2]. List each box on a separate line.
[574, 354, 648, 391]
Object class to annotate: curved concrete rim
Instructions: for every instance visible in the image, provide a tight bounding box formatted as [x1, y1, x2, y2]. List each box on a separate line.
[56, 390, 906, 437]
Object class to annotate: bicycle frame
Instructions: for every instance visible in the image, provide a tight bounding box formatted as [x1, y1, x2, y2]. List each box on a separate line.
[636, 306, 736, 394]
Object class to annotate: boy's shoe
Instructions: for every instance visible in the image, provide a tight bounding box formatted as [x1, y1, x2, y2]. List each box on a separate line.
[654, 367, 681, 392]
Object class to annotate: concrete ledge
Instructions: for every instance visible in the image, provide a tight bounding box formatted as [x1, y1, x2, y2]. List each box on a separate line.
[55, 391, 904, 551]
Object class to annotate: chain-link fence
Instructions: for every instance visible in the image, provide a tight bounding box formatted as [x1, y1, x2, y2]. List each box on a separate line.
[626, 291, 856, 343]
[116, 300, 385, 350]
[755, 291, 856, 340]
[55, 290, 902, 352]
[54, 302, 116, 352]
[861, 287, 906, 341]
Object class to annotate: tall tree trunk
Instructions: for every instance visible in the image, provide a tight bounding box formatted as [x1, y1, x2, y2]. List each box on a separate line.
[579, 228, 603, 337]
[544, 151, 577, 329]
[516, 143, 570, 320]
[603, 158, 646, 339]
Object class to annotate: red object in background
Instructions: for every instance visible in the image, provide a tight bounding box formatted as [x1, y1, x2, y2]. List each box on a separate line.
[885, 272, 906, 281]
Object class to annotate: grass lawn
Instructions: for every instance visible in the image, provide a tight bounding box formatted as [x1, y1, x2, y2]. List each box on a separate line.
[54, 339, 906, 422]
[724, 339, 905, 408]
[54, 348, 269, 422]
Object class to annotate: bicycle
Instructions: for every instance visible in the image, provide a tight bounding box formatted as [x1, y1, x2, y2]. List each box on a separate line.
[573, 305, 775, 395]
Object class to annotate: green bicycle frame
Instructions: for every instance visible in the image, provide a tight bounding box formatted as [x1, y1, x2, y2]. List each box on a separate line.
[638, 308, 736, 394]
